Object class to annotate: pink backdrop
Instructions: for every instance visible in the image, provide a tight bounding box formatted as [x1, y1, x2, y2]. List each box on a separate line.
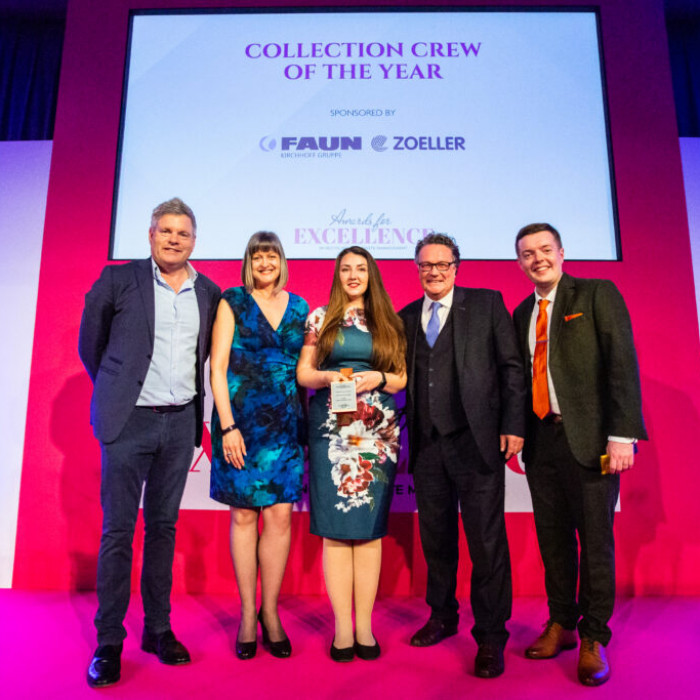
[13, 0, 700, 596]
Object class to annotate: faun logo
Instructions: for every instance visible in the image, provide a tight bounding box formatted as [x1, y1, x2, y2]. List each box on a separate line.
[281, 136, 362, 151]
[259, 136, 362, 152]
[259, 136, 277, 151]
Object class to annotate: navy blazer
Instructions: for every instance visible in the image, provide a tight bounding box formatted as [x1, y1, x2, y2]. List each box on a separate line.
[78, 258, 221, 445]
[512, 272, 647, 469]
[399, 286, 526, 472]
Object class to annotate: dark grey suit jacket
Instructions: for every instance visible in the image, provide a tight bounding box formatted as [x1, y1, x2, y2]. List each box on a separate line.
[78, 258, 221, 445]
[512, 272, 647, 469]
[399, 286, 526, 472]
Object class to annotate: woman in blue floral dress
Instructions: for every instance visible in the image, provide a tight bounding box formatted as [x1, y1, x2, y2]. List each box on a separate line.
[210, 232, 308, 661]
[297, 246, 406, 662]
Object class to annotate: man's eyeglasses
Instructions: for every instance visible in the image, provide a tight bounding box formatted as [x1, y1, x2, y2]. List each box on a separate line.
[155, 229, 193, 241]
[418, 261, 455, 272]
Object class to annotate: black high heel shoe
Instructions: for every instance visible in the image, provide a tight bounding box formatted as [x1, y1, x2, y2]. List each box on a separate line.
[235, 622, 257, 660]
[235, 638, 257, 660]
[258, 609, 292, 658]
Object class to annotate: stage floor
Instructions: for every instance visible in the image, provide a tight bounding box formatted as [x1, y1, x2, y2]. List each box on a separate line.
[1, 592, 697, 698]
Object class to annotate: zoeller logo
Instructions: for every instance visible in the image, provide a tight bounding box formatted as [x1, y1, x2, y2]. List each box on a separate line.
[372, 135, 466, 151]
[371, 135, 389, 152]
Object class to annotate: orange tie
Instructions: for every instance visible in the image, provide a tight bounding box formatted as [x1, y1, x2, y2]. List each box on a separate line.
[533, 299, 551, 419]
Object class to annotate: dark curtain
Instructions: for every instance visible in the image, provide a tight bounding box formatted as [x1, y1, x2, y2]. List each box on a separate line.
[667, 13, 700, 137]
[0, 18, 64, 140]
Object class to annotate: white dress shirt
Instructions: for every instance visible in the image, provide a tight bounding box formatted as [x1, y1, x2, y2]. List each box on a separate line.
[421, 287, 454, 335]
[527, 286, 561, 415]
[527, 284, 632, 443]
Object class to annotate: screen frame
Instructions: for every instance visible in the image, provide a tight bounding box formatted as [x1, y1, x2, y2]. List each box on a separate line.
[109, 5, 621, 261]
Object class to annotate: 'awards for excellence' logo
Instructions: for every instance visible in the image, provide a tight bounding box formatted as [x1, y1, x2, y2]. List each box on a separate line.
[293, 209, 433, 249]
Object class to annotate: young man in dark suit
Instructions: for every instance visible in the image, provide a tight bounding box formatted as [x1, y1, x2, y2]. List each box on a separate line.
[512, 223, 646, 686]
[399, 233, 525, 678]
[79, 198, 220, 688]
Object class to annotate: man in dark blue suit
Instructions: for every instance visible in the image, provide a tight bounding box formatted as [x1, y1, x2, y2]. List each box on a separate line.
[399, 233, 525, 679]
[513, 223, 646, 687]
[79, 198, 220, 688]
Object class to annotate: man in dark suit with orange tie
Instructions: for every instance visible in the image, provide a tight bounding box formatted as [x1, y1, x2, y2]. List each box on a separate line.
[399, 233, 525, 678]
[512, 223, 647, 687]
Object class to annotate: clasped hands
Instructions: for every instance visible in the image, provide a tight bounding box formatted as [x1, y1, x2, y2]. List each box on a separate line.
[325, 370, 382, 394]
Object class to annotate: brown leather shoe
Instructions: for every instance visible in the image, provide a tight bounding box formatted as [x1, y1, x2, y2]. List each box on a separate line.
[578, 638, 610, 686]
[525, 621, 578, 659]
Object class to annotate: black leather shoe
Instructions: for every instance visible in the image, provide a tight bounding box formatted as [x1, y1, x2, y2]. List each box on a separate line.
[410, 618, 458, 647]
[354, 639, 381, 660]
[330, 641, 354, 662]
[87, 643, 122, 688]
[474, 642, 505, 678]
[141, 629, 191, 665]
[258, 610, 292, 658]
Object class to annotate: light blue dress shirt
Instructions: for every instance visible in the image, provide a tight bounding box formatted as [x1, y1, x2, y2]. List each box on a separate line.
[136, 259, 200, 406]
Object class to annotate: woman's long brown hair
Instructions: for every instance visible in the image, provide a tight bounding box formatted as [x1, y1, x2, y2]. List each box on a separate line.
[315, 246, 406, 374]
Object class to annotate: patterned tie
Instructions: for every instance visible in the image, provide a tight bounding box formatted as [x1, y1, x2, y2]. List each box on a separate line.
[533, 299, 551, 419]
[426, 301, 441, 348]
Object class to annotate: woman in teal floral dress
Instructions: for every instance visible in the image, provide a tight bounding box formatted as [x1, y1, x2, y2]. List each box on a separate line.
[297, 246, 406, 662]
[210, 232, 307, 661]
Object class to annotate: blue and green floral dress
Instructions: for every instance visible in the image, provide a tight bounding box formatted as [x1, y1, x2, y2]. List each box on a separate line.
[305, 306, 400, 539]
[210, 287, 308, 507]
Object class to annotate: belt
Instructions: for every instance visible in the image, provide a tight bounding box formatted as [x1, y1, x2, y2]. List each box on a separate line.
[137, 400, 193, 413]
[542, 413, 563, 424]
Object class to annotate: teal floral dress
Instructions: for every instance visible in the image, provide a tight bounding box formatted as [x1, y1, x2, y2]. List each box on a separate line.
[210, 287, 308, 507]
[305, 306, 400, 539]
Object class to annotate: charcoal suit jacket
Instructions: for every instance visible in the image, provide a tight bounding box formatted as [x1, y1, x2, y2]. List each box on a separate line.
[512, 272, 647, 468]
[399, 285, 526, 472]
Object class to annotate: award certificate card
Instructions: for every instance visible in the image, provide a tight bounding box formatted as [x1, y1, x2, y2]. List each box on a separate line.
[331, 380, 357, 413]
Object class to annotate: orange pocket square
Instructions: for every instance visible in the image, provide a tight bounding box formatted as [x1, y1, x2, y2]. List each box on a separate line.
[564, 313, 583, 322]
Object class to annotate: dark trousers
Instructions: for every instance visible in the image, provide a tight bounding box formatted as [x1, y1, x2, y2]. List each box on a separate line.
[526, 418, 619, 646]
[95, 403, 196, 645]
[412, 426, 512, 646]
